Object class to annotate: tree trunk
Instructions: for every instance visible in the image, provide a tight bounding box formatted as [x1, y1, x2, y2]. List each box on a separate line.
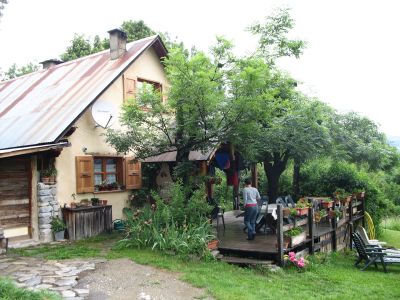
[263, 152, 289, 202]
[293, 158, 301, 200]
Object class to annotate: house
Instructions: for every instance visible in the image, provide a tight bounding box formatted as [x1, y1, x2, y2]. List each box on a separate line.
[0, 29, 168, 242]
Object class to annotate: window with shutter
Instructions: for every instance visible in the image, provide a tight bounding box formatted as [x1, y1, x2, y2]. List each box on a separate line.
[123, 75, 136, 101]
[75, 156, 94, 194]
[125, 157, 142, 190]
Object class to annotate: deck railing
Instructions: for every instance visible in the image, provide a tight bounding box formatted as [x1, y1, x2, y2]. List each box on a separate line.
[276, 195, 365, 266]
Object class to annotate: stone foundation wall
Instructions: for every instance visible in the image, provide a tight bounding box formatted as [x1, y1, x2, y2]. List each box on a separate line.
[37, 183, 60, 242]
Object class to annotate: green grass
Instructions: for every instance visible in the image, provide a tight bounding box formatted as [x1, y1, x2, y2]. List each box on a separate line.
[9, 232, 121, 260]
[382, 217, 400, 232]
[0, 277, 61, 300]
[6, 231, 400, 300]
[107, 249, 400, 300]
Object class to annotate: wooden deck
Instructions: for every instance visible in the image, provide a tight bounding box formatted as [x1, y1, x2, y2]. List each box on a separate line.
[213, 211, 278, 258]
[213, 204, 362, 264]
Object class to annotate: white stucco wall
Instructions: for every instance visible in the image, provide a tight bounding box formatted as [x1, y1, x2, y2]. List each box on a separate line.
[56, 47, 169, 220]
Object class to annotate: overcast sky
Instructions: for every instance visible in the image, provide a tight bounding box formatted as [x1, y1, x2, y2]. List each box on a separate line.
[1, 0, 399, 136]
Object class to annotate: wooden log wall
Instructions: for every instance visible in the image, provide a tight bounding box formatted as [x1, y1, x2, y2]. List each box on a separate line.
[62, 205, 112, 240]
[0, 158, 31, 229]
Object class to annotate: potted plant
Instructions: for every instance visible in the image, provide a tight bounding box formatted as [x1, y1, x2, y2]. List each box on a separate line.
[50, 217, 66, 241]
[328, 209, 343, 220]
[284, 227, 306, 247]
[314, 209, 327, 223]
[295, 199, 310, 216]
[321, 199, 333, 209]
[40, 167, 57, 183]
[207, 239, 219, 250]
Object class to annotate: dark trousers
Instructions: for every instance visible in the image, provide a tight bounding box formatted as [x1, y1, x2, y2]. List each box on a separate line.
[244, 206, 258, 240]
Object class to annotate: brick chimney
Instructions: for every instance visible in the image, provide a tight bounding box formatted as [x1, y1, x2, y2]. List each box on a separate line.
[108, 28, 127, 60]
[40, 59, 63, 69]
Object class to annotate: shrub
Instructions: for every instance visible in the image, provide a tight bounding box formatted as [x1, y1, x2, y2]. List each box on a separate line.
[117, 181, 215, 258]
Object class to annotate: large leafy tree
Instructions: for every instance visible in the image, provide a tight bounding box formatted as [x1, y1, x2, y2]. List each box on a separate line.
[61, 20, 155, 62]
[107, 38, 251, 184]
[330, 112, 399, 171]
[2, 62, 39, 81]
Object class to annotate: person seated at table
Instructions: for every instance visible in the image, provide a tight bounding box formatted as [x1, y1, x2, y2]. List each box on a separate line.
[243, 178, 261, 240]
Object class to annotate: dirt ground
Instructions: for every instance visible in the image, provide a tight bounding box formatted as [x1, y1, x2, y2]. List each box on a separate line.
[76, 258, 213, 300]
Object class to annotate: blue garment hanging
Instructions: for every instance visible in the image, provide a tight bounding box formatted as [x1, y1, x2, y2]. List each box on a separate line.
[215, 152, 230, 169]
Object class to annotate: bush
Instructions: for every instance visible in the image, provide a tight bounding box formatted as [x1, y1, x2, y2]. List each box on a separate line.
[117, 181, 215, 258]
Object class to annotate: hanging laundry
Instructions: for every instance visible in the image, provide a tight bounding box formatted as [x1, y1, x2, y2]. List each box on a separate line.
[227, 170, 239, 186]
[215, 152, 230, 170]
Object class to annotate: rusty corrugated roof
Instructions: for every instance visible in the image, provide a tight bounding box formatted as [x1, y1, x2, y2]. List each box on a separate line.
[0, 35, 166, 150]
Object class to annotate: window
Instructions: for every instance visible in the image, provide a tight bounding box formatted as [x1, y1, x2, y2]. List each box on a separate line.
[93, 157, 121, 191]
[137, 78, 162, 94]
[75, 156, 142, 194]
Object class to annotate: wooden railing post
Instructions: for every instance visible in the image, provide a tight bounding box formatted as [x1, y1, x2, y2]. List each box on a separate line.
[276, 204, 284, 266]
[349, 197, 354, 250]
[332, 214, 337, 251]
[308, 206, 315, 255]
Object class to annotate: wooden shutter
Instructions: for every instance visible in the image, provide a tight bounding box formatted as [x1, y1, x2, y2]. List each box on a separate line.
[125, 157, 142, 189]
[75, 156, 94, 194]
[123, 75, 136, 101]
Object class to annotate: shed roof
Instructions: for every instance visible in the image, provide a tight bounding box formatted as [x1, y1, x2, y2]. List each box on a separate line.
[0, 35, 167, 151]
[144, 148, 217, 163]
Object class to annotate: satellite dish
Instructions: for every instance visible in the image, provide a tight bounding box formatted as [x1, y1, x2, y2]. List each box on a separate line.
[91, 100, 117, 129]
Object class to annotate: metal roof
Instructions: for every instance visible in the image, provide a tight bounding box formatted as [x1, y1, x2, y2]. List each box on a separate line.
[0, 35, 167, 150]
[0, 141, 70, 158]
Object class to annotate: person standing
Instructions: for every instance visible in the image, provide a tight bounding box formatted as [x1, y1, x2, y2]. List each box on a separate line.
[243, 178, 260, 240]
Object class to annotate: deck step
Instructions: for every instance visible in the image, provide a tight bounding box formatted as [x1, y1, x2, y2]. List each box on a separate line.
[220, 256, 274, 266]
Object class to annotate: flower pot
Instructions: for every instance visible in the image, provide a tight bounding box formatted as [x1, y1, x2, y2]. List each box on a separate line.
[41, 176, 51, 183]
[287, 232, 306, 248]
[283, 208, 291, 218]
[321, 201, 333, 209]
[101, 200, 108, 205]
[54, 230, 65, 241]
[207, 239, 219, 250]
[296, 208, 308, 216]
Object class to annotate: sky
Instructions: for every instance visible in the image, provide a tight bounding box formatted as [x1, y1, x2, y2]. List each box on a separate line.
[0, 0, 399, 136]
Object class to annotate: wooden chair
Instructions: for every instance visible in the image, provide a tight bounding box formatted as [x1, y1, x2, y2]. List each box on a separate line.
[352, 232, 400, 273]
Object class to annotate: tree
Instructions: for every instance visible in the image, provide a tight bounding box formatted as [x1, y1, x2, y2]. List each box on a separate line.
[121, 20, 155, 42]
[2, 62, 39, 80]
[61, 20, 156, 62]
[330, 112, 399, 171]
[106, 38, 248, 185]
[60, 34, 97, 62]
[0, 0, 8, 19]
[248, 7, 306, 65]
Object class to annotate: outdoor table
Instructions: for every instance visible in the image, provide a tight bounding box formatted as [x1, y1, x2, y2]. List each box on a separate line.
[236, 203, 278, 220]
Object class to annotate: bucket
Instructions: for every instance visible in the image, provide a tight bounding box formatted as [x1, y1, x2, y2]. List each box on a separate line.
[113, 219, 125, 232]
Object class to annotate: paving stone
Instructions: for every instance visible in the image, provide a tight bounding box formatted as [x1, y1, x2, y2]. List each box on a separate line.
[55, 278, 77, 287]
[50, 286, 72, 291]
[74, 288, 89, 296]
[42, 277, 57, 284]
[17, 275, 36, 282]
[0, 262, 10, 270]
[25, 276, 42, 287]
[61, 290, 76, 298]
[65, 297, 83, 300]
[35, 284, 53, 289]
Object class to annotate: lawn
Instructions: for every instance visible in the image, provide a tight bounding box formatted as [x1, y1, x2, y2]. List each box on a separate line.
[5, 232, 400, 300]
[0, 277, 61, 300]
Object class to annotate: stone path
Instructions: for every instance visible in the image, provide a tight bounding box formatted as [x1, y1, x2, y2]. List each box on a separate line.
[0, 256, 105, 299]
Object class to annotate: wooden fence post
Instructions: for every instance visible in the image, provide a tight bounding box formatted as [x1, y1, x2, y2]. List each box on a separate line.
[308, 206, 315, 255]
[332, 215, 337, 251]
[276, 204, 284, 266]
[349, 198, 354, 250]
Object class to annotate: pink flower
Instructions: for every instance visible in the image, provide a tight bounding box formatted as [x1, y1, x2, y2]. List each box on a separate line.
[297, 261, 305, 268]
[290, 256, 297, 262]
[289, 252, 296, 258]
[299, 257, 305, 263]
